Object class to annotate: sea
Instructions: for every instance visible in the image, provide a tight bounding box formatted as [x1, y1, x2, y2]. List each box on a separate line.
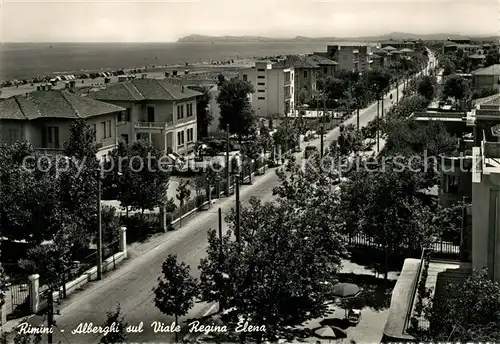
[0, 42, 338, 81]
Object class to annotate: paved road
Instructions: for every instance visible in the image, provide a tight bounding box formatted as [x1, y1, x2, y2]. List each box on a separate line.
[14, 55, 435, 343]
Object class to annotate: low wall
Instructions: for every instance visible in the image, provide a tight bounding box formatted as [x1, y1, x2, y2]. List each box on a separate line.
[36, 251, 127, 313]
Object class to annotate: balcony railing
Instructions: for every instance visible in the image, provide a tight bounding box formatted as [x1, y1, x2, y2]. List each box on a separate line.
[35, 148, 65, 155]
[134, 121, 174, 131]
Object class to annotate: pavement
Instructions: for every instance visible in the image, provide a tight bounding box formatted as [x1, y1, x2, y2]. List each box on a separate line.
[2, 56, 435, 343]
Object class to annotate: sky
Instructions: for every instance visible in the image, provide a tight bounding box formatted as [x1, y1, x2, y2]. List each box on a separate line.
[1, 0, 499, 42]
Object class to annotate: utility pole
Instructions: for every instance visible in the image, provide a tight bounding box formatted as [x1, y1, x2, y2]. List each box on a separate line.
[320, 95, 325, 159]
[376, 96, 380, 153]
[396, 77, 399, 103]
[47, 291, 54, 344]
[96, 169, 103, 281]
[225, 124, 230, 196]
[235, 174, 241, 248]
[218, 207, 224, 311]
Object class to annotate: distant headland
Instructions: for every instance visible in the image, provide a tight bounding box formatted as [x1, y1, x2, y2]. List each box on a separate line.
[177, 33, 500, 43]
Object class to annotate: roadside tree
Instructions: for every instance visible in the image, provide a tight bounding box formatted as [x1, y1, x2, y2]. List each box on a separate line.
[100, 304, 128, 344]
[189, 85, 213, 139]
[176, 179, 191, 226]
[153, 254, 199, 343]
[217, 78, 257, 144]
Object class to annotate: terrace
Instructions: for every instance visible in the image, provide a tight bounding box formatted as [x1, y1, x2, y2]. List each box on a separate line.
[383, 249, 467, 342]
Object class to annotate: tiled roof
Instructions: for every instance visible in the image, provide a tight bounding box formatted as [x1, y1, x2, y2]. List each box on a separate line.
[382, 46, 397, 51]
[91, 78, 203, 102]
[307, 54, 338, 66]
[400, 48, 414, 52]
[482, 94, 500, 107]
[272, 55, 320, 69]
[0, 90, 125, 120]
[471, 64, 500, 75]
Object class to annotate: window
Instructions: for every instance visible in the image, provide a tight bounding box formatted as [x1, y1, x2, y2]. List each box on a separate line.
[92, 124, 97, 141]
[177, 105, 184, 120]
[45, 126, 60, 147]
[243, 74, 248, 81]
[258, 89, 265, 93]
[7, 128, 20, 144]
[257, 75, 265, 79]
[107, 120, 112, 138]
[101, 122, 106, 139]
[177, 131, 185, 146]
[443, 174, 459, 193]
[147, 106, 155, 122]
[258, 97, 265, 100]
[257, 69, 266, 72]
[257, 82, 265, 86]
[187, 103, 194, 117]
[187, 128, 194, 142]
[304, 86, 308, 91]
[304, 70, 308, 78]
[323, 67, 328, 73]
[119, 109, 131, 122]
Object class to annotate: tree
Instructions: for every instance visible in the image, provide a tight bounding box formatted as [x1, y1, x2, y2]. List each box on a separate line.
[337, 124, 364, 157]
[217, 78, 257, 143]
[100, 304, 128, 344]
[0, 143, 61, 243]
[217, 74, 226, 86]
[107, 140, 169, 221]
[367, 68, 391, 99]
[153, 254, 199, 343]
[417, 269, 500, 342]
[417, 75, 437, 101]
[176, 179, 191, 226]
[439, 56, 456, 76]
[258, 125, 274, 157]
[442, 75, 470, 106]
[385, 94, 429, 122]
[12, 332, 42, 344]
[189, 85, 213, 139]
[485, 48, 500, 67]
[339, 158, 437, 280]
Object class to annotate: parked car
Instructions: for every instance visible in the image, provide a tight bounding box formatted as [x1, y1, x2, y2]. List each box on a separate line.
[304, 145, 318, 159]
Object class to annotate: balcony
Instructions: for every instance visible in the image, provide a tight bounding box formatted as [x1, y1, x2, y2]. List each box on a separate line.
[134, 121, 174, 133]
[35, 148, 65, 156]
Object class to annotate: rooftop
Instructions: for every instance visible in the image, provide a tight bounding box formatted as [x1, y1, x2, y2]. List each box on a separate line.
[307, 54, 338, 66]
[0, 90, 125, 120]
[90, 78, 203, 102]
[382, 46, 397, 51]
[468, 54, 486, 59]
[471, 64, 500, 76]
[399, 48, 414, 53]
[272, 55, 320, 69]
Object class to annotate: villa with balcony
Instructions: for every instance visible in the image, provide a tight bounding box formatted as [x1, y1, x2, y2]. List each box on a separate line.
[0, 90, 126, 160]
[91, 78, 202, 156]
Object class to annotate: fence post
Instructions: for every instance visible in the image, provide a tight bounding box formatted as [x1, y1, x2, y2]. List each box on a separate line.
[28, 274, 40, 314]
[120, 226, 127, 259]
[160, 205, 167, 233]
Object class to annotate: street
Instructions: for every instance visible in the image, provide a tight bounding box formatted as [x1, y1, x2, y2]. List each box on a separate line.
[13, 56, 435, 343]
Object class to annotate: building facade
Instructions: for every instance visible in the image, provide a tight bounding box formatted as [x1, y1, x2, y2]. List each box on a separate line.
[91, 78, 201, 156]
[0, 90, 125, 160]
[471, 64, 500, 92]
[238, 61, 295, 118]
[336, 44, 373, 72]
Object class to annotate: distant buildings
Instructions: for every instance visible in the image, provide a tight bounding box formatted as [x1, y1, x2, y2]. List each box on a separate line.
[0, 90, 125, 160]
[91, 78, 202, 156]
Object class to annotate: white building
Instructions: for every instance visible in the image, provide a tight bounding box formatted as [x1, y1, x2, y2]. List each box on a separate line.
[238, 60, 295, 119]
[91, 78, 202, 156]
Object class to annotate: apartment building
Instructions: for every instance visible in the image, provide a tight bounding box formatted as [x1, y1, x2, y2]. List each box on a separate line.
[0, 90, 126, 160]
[307, 54, 338, 78]
[335, 44, 374, 73]
[238, 61, 295, 119]
[91, 78, 202, 156]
